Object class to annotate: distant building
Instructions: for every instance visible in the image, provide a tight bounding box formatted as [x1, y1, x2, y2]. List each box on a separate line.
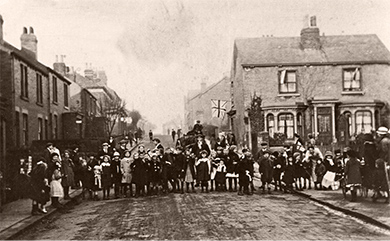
[184, 76, 231, 137]
[230, 16, 390, 151]
[65, 67, 127, 138]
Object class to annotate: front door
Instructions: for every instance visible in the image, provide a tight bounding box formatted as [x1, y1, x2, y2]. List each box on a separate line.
[317, 107, 332, 145]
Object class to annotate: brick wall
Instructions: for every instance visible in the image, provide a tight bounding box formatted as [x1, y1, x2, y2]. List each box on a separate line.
[13, 57, 50, 147]
[232, 62, 390, 147]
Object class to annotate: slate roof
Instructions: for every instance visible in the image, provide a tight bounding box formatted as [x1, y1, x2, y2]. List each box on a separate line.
[235, 34, 390, 66]
[2, 41, 49, 75]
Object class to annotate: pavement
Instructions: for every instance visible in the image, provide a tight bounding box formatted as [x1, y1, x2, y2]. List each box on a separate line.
[293, 186, 390, 230]
[0, 142, 142, 240]
[1, 150, 390, 239]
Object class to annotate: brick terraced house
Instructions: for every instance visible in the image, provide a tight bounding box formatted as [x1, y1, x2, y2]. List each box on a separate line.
[0, 19, 71, 203]
[230, 17, 390, 151]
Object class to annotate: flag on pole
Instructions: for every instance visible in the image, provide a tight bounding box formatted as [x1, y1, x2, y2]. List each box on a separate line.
[211, 99, 227, 118]
[280, 70, 286, 84]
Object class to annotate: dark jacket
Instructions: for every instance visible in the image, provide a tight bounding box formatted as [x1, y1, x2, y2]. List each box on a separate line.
[345, 157, 362, 185]
[227, 151, 239, 174]
[111, 158, 122, 183]
[259, 156, 274, 183]
[237, 157, 251, 186]
[183, 154, 196, 178]
[61, 157, 75, 187]
[191, 141, 210, 158]
[131, 157, 147, 186]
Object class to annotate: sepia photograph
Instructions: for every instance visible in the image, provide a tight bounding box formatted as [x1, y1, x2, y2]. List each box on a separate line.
[1, 0, 390, 239]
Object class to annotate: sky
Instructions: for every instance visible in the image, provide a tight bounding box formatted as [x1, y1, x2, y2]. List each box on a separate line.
[1, 0, 390, 134]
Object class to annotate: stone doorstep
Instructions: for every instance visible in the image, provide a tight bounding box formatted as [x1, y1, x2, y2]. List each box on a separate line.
[0, 142, 143, 240]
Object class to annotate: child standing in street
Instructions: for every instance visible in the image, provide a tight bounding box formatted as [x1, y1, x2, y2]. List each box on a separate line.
[259, 150, 274, 194]
[184, 149, 196, 193]
[282, 155, 295, 193]
[215, 159, 227, 191]
[196, 150, 211, 193]
[315, 159, 326, 190]
[92, 157, 102, 200]
[121, 150, 133, 198]
[111, 152, 122, 198]
[50, 157, 64, 208]
[101, 155, 112, 200]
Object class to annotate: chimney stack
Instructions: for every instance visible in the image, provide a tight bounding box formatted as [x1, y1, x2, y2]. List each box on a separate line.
[53, 54, 67, 75]
[20, 26, 38, 59]
[0, 15, 4, 44]
[300, 15, 321, 50]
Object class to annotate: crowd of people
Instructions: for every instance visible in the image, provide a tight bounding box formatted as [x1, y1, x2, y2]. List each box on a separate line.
[26, 125, 390, 215]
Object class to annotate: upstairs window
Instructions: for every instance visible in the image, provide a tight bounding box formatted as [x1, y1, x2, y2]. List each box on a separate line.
[343, 68, 361, 91]
[279, 70, 297, 93]
[36, 74, 43, 104]
[21, 64, 28, 99]
[64, 83, 69, 107]
[53, 76, 58, 103]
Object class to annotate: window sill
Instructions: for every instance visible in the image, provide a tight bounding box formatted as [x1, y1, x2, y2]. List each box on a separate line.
[277, 93, 300, 97]
[64, 106, 69, 110]
[341, 91, 364, 95]
[52, 101, 58, 105]
[36, 102, 43, 107]
[20, 96, 29, 102]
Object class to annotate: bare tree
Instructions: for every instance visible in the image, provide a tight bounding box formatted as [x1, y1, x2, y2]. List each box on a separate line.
[99, 96, 127, 137]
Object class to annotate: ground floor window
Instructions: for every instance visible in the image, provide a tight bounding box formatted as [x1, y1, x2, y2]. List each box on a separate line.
[355, 110, 372, 134]
[267, 114, 274, 137]
[278, 113, 294, 139]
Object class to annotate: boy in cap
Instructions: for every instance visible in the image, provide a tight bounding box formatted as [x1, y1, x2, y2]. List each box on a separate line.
[111, 152, 122, 198]
[259, 149, 274, 194]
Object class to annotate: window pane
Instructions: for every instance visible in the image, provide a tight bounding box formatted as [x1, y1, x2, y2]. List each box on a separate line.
[351, 79, 360, 89]
[287, 72, 296, 82]
[280, 84, 288, 93]
[288, 83, 296, 92]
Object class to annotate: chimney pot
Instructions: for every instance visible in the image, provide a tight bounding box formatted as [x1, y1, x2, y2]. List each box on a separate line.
[21, 26, 38, 59]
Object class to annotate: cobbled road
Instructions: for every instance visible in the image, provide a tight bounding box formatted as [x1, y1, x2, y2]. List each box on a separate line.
[14, 136, 390, 240]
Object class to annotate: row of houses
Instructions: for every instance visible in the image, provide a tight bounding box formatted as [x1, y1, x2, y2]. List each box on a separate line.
[185, 16, 390, 155]
[0, 15, 128, 204]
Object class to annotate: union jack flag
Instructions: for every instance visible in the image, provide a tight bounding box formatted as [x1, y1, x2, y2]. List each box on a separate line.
[211, 99, 227, 118]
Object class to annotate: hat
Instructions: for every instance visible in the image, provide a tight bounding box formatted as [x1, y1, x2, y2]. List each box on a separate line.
[324, 151, 333, 158]
[217, 146, 224, 151]
[200, 150, 208, 155]
[229, 145, 237, 151]
[260, 142, 268, 146]
[113, 152, 120, 157]
[377, 126, 389, 135]
[153, 138, 161, 143]
[46, 142, 53, 148]
[119, 139, 127, 144]
[102, 142, 109, 146]
[262, 149, 270, 155]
